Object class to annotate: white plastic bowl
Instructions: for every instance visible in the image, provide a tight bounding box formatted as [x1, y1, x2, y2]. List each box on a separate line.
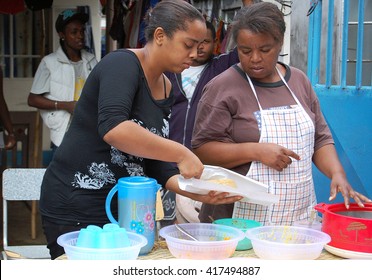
[159, 223, 245, 259]
[245, 226, 331, 260]
[57, 230, 147, 260]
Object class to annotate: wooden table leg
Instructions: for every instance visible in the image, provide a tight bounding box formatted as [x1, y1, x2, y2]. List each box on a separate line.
[31, 200, 37, 239]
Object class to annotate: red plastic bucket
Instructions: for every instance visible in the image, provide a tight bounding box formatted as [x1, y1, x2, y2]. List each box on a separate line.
[315, 203, 372, 253]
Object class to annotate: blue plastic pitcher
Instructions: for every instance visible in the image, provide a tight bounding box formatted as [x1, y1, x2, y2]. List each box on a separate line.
[105, 176, 160, 254]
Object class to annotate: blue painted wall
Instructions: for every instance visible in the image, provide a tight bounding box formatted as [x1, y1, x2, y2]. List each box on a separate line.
[306, 0, 372, 204]
[312, 89, 372, 204]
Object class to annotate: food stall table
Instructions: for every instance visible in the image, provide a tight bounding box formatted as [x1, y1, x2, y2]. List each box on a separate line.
[56, 239, 343, 260]
[137, 240, 343, 260]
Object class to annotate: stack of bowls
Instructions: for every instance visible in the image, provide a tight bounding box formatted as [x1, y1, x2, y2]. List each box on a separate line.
[159, 223, 245, 259]
[57, 223, 147, 260]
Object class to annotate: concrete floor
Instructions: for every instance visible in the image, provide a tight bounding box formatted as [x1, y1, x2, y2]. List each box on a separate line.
[0, 198, 47, 259]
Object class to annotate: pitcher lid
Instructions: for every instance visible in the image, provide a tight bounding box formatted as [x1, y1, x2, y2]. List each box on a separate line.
[118, 176, 158, 186]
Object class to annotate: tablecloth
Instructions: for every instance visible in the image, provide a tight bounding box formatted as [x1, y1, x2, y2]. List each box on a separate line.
[137, 240, 343, 260]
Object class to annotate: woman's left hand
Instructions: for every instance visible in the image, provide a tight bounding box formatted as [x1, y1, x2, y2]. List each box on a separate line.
[329, 173, 372, 208]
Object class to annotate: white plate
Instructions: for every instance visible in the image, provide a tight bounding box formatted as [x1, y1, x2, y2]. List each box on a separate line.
[178, 165, 280, 206]
[324, 244, 372, 259]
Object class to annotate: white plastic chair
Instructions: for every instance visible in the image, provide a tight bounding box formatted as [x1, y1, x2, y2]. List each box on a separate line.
[2, 168, 50, 259]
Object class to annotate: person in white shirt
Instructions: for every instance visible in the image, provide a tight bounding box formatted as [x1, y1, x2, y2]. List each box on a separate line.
[28, 9, 97, 156]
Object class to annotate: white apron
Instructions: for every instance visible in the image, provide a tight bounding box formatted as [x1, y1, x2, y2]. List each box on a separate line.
[232, 68, 317, 225]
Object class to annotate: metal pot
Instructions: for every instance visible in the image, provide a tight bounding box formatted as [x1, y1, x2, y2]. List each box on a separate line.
[315, 202, 372, 253]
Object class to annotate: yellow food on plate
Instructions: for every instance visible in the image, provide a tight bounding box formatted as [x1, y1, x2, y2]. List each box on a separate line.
[207, 178, 237, 188]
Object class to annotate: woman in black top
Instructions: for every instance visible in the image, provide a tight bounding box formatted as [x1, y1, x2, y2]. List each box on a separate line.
[40, 0, 243, 259]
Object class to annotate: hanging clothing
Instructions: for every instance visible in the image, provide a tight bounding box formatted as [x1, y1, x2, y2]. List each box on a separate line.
[137, 0, 160, 47]
[109, 0, 133, 48]
[127, 0, 143, 48]
[220, 24, 235, 53]
[24, 0, 53, 11]
[214, 20, 225, 55]
[232, 67, 316, 225]
[77, 6, 95, 55]
[0, 0, 26, 14]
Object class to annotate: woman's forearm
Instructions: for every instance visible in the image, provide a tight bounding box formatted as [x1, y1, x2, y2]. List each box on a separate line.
[104, 120, 190, 164]
[193, 141, 260, 169]
[313, 144, 346, 179]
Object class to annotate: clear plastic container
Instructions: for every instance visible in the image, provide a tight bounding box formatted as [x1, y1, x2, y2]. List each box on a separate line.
[245, 226, 331, 260]
[57, 230, 147, 260]
[159, 223, 245, 260]
[293, 219, 322, 231]
[213, 218, 261, 250]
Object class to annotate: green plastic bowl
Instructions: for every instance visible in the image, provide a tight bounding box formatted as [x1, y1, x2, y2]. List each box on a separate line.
[213, 218, 261, 251]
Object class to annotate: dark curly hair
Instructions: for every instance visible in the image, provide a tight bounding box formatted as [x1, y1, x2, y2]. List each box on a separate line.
[231, 2, 286, 45]
[144, 0, 205, 42]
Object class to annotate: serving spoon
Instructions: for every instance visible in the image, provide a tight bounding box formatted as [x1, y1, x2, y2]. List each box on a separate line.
[174, 224, 199, 241]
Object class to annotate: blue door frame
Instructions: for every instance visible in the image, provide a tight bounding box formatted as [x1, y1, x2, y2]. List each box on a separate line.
[307, 0, 372, 203]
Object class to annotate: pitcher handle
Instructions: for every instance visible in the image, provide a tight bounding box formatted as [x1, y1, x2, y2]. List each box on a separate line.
[105, 185, 119, 224]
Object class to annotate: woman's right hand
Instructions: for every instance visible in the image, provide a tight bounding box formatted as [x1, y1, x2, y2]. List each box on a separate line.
[257, 143, 300, 171]
[176, 149, 204, 179]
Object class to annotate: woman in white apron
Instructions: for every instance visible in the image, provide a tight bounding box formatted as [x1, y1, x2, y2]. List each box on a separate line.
[233, 68, 317, 225]
[192, 2, 370, 224]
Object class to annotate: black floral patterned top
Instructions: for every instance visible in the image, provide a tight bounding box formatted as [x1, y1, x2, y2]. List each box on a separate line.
[39, 50, 179, 224]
